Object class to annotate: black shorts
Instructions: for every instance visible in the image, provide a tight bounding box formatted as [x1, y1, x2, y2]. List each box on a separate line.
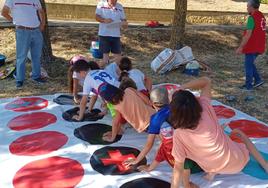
[99, 36, 121, 54]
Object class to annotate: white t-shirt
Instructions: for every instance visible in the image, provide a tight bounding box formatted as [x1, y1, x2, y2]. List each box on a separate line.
[72, 71, 84, 87]
[104, 62, 119, 81]
[83, 69, 120, 95]
[128, 69, 146, 91]
[95, 1, 126, 37]
[4, 0, 41, 27]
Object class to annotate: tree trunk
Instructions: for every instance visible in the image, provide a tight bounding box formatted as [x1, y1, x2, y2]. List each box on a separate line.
[40, 0, 53, 64]
[169, 0, 187, 50]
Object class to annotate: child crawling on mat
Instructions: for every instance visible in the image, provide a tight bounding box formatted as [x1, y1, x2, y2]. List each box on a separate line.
[118, 57, 152, 97]
[68, 55, 88, 104]
[170, 77, 268, 188]
[124, 87, 202, 188]
[99, 83, 155, 142]
[71, 60, 120, 121]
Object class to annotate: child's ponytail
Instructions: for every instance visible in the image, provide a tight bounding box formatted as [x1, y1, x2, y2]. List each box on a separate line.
[119, 56, 132, 81]
[119, 70, 129, 81]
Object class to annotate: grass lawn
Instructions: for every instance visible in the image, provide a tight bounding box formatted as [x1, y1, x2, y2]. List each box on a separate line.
[0, 25, 267, 123]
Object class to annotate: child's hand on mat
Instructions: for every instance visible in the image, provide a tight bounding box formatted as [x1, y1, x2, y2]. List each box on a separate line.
[74, 97, 81, 104]
[123, 158, 137, 167]
[102, 134, 114, 142]
[137, 165, 151, 172]
[104, 18, 113, 24]
[103, 131, 112, 137]
[102, 131, 114, 142]
[73, 115, 82, 121]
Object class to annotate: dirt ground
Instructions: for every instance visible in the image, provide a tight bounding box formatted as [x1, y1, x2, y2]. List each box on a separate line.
[44, 0, 268, 13]
[0, 25, 267, 123]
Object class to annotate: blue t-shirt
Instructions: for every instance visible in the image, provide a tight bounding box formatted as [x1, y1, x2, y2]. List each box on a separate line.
[147, 105, 170, 134]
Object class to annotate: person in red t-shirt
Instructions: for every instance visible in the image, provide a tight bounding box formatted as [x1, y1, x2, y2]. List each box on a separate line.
[236, 0, 266, 91]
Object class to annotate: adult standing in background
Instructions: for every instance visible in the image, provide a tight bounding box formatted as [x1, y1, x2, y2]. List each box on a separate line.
[95, 0, 128, 68]
[1, 0, 46, 89]
[236, 0, 266, 91]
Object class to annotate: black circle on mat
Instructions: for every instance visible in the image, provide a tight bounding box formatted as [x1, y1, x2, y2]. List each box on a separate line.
[62, 107, 104, 122]
[74, 123, 122, 145]
[53, 95, 75, 105]
[90, 146, 147, 175]
[120, 178, 170, 188]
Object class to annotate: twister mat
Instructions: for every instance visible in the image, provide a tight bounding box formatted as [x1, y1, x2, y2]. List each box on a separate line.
[0, 84, 268, 188]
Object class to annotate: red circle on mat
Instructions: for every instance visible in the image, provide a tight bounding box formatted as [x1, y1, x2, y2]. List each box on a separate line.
[13, 156, 84, 188]
[9, 131, 68, 156]
[213, 105, 236, 119]
[5, 97, 48, 112]
[229, 119, 268, 139]
[8, 112, 57, 131]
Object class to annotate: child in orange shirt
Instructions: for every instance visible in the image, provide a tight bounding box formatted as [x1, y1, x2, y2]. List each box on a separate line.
[99, 83, 155, 142]
[170, 77, 268, 188]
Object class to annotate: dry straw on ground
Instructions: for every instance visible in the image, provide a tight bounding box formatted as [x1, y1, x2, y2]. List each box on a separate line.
[0, 25, 267, 123]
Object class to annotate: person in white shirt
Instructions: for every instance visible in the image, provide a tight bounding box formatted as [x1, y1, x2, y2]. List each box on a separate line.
[72, 60, 120, 121]
[1, 0, 46, 88]
[95, 0, 128, 67]
[119, 56, 152, 97]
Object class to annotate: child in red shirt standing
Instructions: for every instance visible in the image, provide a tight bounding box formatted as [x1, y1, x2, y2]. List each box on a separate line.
[236, 0, 266, 90]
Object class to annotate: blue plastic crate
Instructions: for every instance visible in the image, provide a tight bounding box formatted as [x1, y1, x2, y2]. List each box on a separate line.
[90, 48, 103, 59]
[184, 68, 199, 76]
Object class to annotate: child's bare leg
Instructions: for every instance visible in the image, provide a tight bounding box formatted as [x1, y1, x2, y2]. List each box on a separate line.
[232, 129, 268, 173]
[203, 172, 217, 181]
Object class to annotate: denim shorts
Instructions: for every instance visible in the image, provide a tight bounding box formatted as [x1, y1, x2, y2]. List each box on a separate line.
[99, 36, 121, 54]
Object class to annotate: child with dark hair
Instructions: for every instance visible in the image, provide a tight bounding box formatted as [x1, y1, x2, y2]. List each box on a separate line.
[98, 83, 155, 142]
[170, 77, 268, 188]
[119, 77, 137, 90]
[124, 87, 202, 187]
[68, 55, 88, 104]
[72, 60, 120, 121]
[119, 57, 152, 96]
[106, 77, 137, 119]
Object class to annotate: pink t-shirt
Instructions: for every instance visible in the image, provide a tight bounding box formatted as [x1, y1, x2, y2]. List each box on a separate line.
[172, 96, 249, 174]
[114, 88, 156, 133]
